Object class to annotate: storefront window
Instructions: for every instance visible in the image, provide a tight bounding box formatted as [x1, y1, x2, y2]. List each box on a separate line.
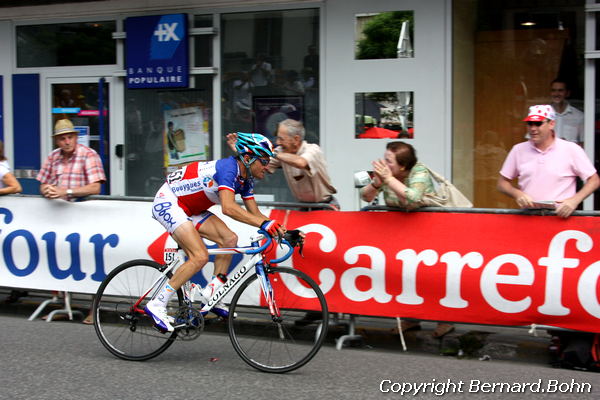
[17, 21, 116, 67]
[355, 91, 413, 139]
[453, 0, 585, 208]
[355, 11, 414, 59]
[194, 14, 213, 68]
[124, 75, 213, 197]
[221, 8, 320, 202]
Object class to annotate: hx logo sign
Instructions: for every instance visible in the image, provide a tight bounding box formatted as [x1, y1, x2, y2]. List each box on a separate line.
[126, 13, 189, 88]
[151, 14, 185, 60]
[154, 22, 180, 42]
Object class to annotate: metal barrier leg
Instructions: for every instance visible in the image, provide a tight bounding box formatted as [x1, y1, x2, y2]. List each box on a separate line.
[45, 292, 83, 322]
[28, 294, 61, 321]
[335, 314, 363, 350]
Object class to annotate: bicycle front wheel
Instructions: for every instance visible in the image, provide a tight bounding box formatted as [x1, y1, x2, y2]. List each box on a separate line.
[93, 259, 182, 361]
[228, 266, 329, 373]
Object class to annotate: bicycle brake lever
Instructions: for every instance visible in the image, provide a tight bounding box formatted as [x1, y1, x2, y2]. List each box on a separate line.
[298, 241, 304, 257]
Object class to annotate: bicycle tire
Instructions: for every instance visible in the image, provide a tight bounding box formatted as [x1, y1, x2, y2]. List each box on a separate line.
[228, 266, 329, 373]
[93, 259, 183, 361]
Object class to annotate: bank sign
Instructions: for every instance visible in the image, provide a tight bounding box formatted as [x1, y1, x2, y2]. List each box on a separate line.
[126, 14, 188, 89]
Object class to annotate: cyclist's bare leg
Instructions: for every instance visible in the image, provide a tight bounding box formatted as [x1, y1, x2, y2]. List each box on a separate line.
[197, 215, 238, 276]
[168, 220, 209, 289]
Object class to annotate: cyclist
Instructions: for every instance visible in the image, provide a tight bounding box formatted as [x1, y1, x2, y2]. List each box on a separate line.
[145, 132, 286, 333]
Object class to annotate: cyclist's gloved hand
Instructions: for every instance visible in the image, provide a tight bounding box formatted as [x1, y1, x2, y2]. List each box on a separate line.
[284, 230, 305, 256]
[261, 219, 283, 237]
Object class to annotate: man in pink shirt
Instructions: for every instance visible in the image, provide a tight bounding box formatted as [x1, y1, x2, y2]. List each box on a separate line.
[497, 105, 599, 218]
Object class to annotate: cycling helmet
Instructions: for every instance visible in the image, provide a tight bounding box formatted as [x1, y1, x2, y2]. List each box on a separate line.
[235, 132, 274, 158]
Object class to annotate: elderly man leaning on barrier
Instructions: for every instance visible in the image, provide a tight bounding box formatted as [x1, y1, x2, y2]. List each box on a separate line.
[497, 105, 600, 219]
[228, 119, 339, 210]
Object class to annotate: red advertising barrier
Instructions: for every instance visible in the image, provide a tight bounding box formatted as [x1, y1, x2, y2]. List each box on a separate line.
[269, 209, 600, 333]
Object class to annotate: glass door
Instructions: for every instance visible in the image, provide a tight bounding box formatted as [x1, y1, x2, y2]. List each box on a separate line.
[49, 79, 110, 194]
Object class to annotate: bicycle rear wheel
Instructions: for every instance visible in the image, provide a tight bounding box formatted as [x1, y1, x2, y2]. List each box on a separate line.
[93, 259, 182, 361]
[228, 266, 329, 373]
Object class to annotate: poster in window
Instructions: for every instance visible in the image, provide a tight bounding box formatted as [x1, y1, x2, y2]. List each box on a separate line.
[253, 96, 303, 139]
[164, 106, 209, 167]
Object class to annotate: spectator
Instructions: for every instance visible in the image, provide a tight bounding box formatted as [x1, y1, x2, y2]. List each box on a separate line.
[303, 45, 319, 77]
[550, 78, 584, 146]
[0, 140, 22, 195]
[281, 70, 305, 95]
[360, 141, 454, 338]
[249, 53, 272, 88]
[37, 119, 107, 324]
[360, 141, 436, 208]
[0, 140, 25, 304]
[497, 105, 599, 219]
[270, 119, 338, 208]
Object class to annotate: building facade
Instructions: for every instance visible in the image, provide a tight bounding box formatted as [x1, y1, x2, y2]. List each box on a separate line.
[0, 0, 597, 210]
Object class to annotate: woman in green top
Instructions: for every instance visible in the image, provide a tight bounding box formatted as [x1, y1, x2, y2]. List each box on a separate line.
[360, 141, 454, 338]
[360, 141, 435, 208]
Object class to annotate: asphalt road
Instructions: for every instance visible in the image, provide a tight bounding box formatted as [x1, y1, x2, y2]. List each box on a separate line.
[1, 314, 599, 400]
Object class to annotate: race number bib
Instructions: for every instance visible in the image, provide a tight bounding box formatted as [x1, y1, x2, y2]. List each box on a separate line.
[167, 168, 185, 184]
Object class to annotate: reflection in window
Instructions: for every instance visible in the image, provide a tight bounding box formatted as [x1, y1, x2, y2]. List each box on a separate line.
[355, 11, 414, 60]
[355, 92, 413, 139]
[221, 8, 319, 202]
[17, 21, 116, 67]
[124, 75, 213, 197]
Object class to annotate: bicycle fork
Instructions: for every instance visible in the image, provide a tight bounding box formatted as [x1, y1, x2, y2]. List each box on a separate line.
[255, 262, 286, 339]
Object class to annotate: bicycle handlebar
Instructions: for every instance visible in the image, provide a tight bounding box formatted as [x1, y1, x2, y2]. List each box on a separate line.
[243, 229, 272, 254]
[268, 240, 294, 264]
[243, 229, 303, 264]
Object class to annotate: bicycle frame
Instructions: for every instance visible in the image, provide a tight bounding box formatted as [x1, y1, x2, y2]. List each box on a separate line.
[132, 232, 288, 318]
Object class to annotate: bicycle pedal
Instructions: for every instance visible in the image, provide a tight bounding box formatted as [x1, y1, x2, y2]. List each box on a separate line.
[152, 324, 169, 334]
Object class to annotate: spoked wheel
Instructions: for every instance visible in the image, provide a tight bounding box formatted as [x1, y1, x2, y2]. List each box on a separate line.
[93, 259, 183, 361]
[228, 267, 329, 373]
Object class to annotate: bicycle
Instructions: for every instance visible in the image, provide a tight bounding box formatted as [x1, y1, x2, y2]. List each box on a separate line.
[92, 229, 329, 373]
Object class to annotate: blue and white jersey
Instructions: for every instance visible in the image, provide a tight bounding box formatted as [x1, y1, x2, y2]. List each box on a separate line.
[166, 156, 254, 215]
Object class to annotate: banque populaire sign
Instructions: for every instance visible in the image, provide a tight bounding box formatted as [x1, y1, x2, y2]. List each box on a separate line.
[126, 14, 188, 89]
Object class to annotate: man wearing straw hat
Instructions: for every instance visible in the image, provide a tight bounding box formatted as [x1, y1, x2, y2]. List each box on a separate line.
[37, 119, 106, 202]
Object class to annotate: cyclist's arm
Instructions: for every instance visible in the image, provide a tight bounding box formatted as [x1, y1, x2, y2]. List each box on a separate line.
[242, 197, 286, 236]
[242, 197, 270, 221]
[219, 189, 266, 227]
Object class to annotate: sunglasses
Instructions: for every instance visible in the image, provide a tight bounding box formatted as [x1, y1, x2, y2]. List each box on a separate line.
[526, 121, 545, 127]
[256, 157, 270, 166]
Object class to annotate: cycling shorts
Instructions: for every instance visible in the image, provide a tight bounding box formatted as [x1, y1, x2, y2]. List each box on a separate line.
[152, 182, 213, 234]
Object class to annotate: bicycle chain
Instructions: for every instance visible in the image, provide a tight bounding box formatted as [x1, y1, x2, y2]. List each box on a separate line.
[116, 306, 205, 341]
[173, 306, 205, 341]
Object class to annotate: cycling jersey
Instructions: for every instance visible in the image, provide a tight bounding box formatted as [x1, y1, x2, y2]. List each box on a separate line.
[166, 156, 255, 216]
